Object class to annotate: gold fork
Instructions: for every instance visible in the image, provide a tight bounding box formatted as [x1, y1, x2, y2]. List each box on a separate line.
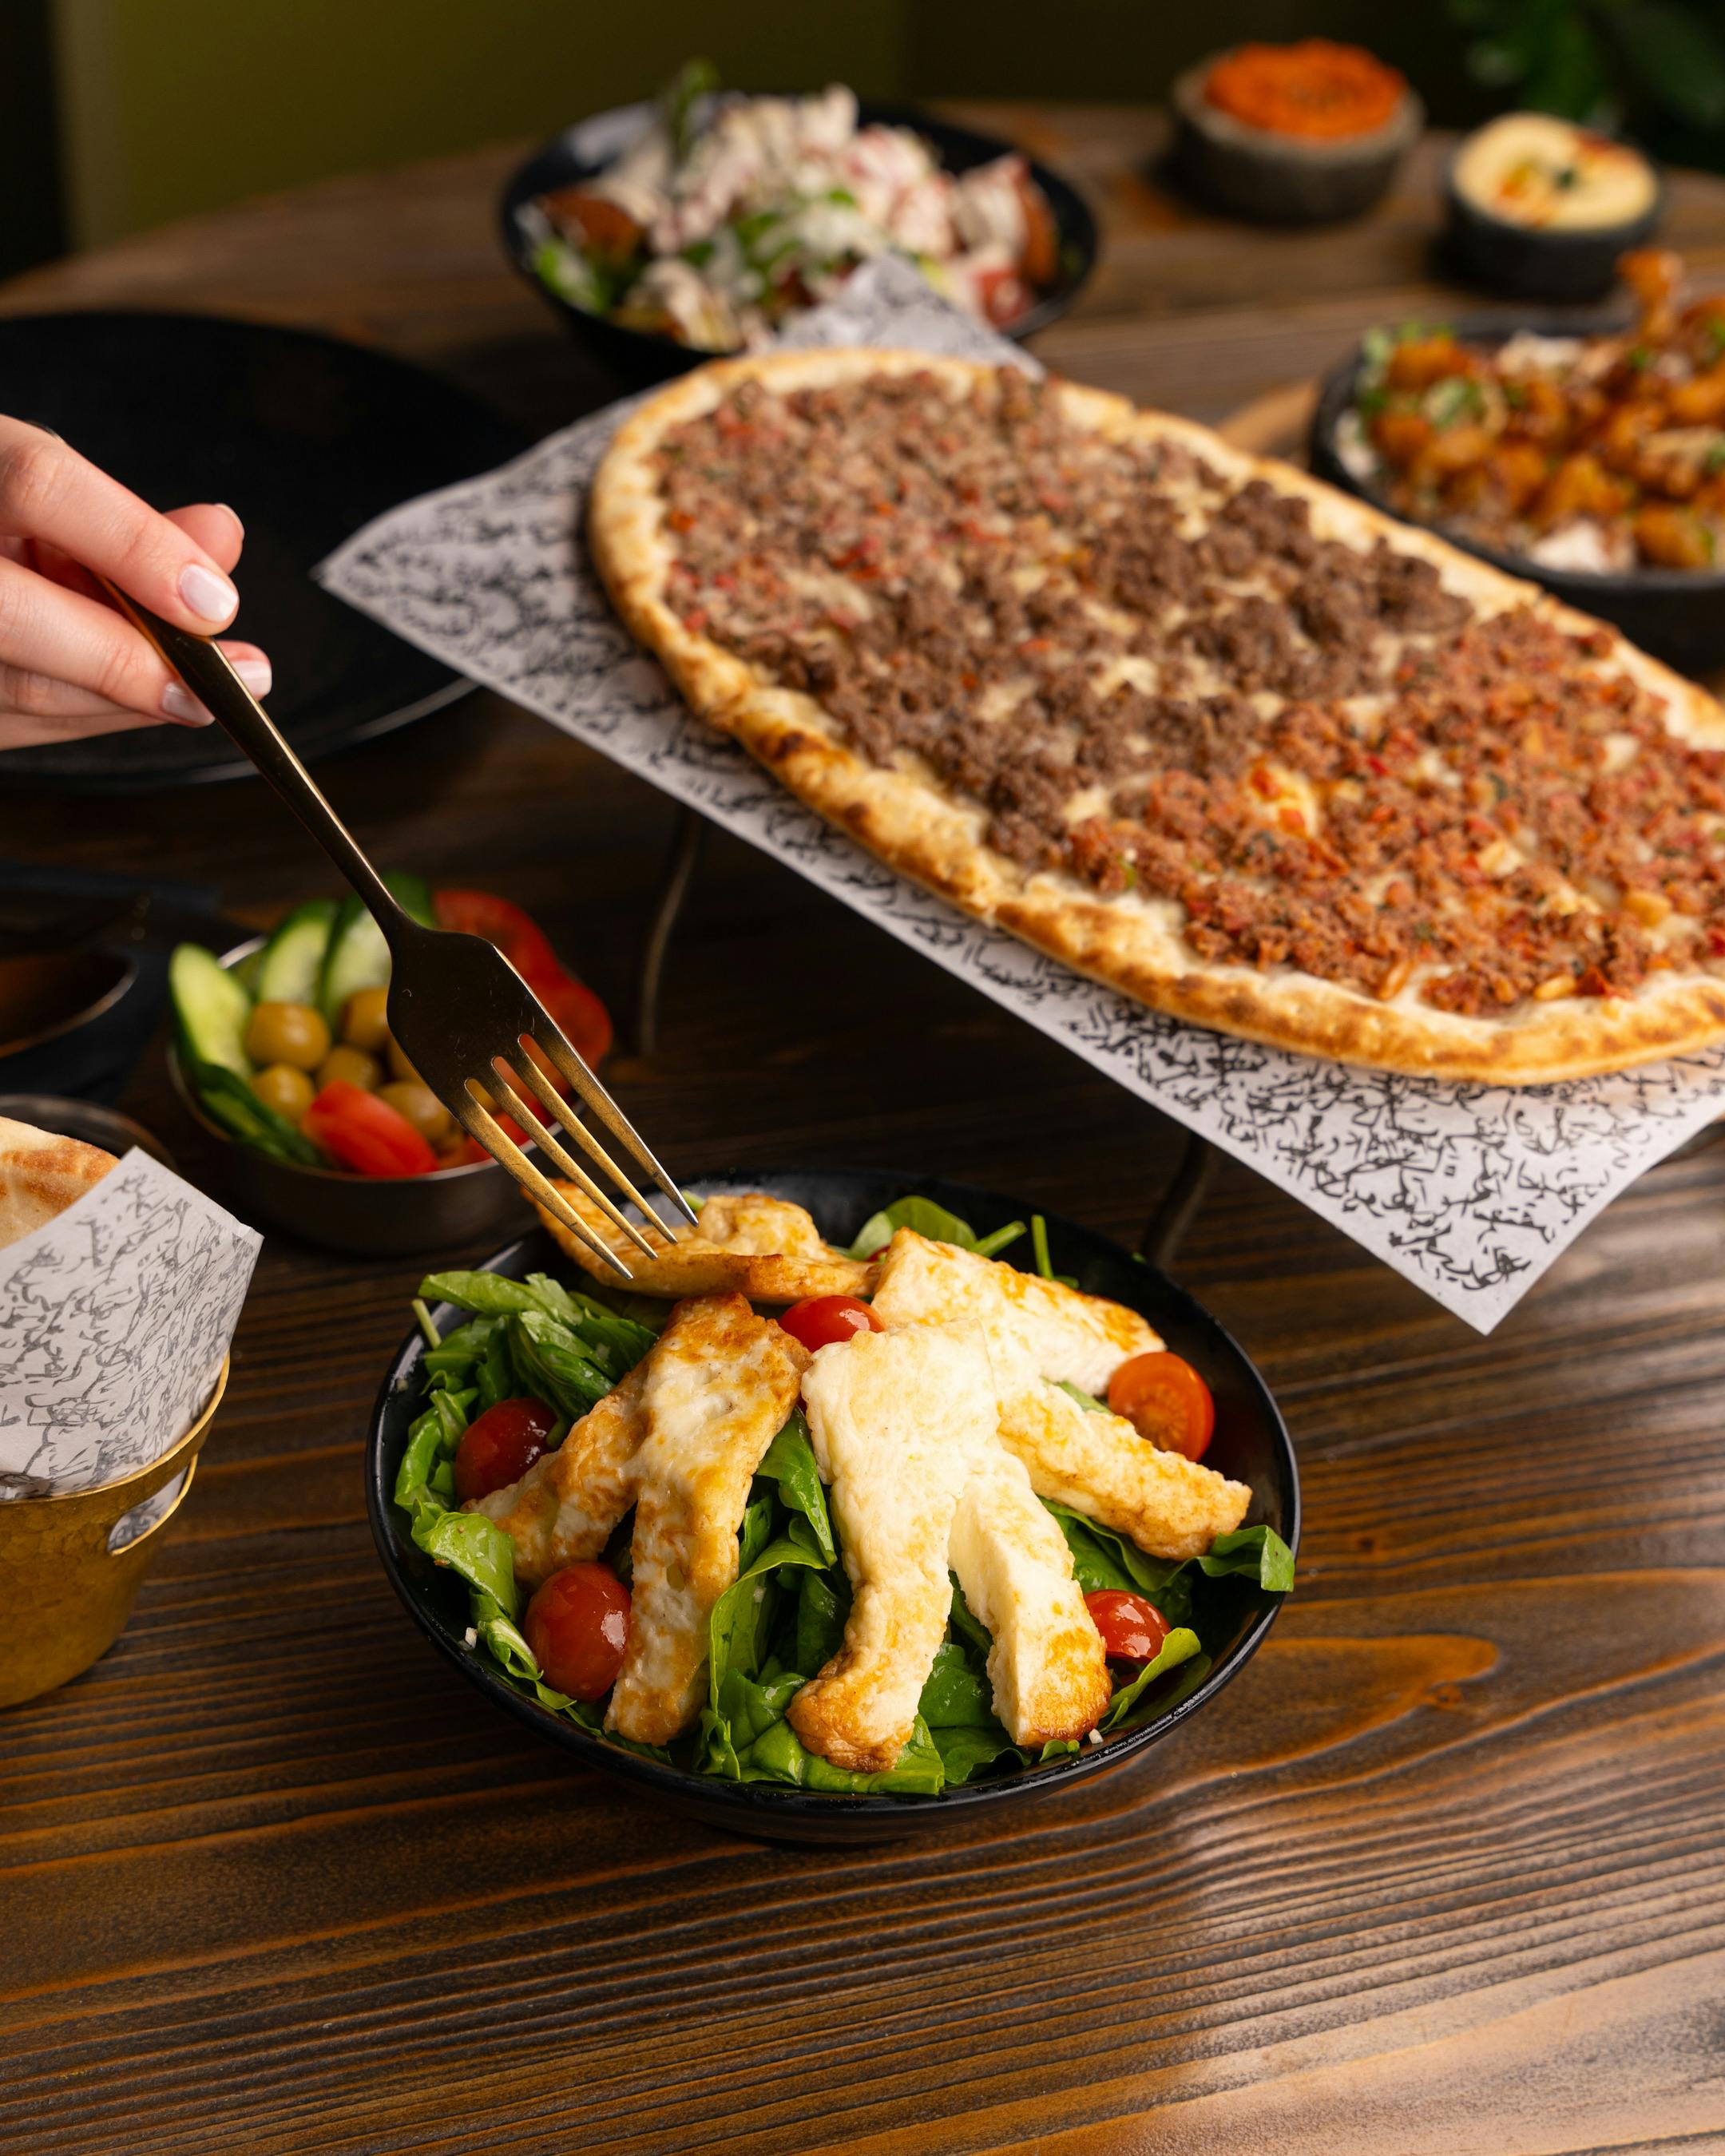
[108, 583, 692, 1277]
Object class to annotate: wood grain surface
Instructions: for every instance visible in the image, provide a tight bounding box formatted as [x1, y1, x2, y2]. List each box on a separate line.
[2, 105, 1724, 2156]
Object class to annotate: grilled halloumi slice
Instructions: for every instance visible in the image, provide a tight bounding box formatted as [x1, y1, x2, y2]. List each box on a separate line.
[468, 1364, 649, 1588]
[999, 1381, 1250, 1562]
[536, 1183, 870, 1302]
[948, 1447, 1112, 1746]
[791, 1322, 997, 1774]
[870, 1229, 1159, 1393]
[607, 1292, 807, 1746]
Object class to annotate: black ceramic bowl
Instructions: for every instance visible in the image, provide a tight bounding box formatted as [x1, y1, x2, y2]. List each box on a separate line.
[1172, 57, 1422, 228]
[499, 100, 1099, 386]
[366, 1167, 1299, 1844]
[1310, 324, 1725, 677]
[1441, 146, 1664, 304]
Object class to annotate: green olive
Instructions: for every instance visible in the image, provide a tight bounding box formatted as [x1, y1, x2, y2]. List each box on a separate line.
[252, 1062, 315, 1124]
[315, 1044, 383, 1093]
[341, 984, 391, 1053]
[379, 1078, 454, 1144]
[386, 1032, 423, 1085]
[244, 1000, 331, 1072]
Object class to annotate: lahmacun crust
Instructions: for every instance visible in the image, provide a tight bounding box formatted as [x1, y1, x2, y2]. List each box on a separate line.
[589, 347, 1725, 1082]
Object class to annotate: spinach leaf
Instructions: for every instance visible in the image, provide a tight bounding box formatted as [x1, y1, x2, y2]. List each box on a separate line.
[729, 1709, 946, 1795]
[932, 1722, 1023, 1785]
[1055, 1379, 1109, 1414]
[410, 1507, 520, 1620]
[510, 1310, 613, 1419]
[1198, 1524, 1295, 1593]
[918, 1640, 997, 1729]
[1041, 1496, 1177, 1599]
[708, 1536, 829, 1705]
[1099, 1627, 1202, 1730]
[476, 1319, 518, 1415]
[947, 1576, 993, 1660]
[794, 1567, 848, 1674]
[393, 1387, 471, 1509]
[421, 1318, 486, 1394]
[847, 1195, 1024, 1261]
[419, 1270, 546, 1319]
[755, 1410, 836, 1564]
[737, 1491, 777, 1575]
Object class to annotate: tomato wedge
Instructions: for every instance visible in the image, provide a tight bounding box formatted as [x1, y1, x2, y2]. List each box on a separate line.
[303, 1080, 438, 1178]
[433, 888, 613, 1067]
[1107, 1350, 1215, 1462]
[1085, 1589, 1172, 1663]
[433, 890, 560, 981]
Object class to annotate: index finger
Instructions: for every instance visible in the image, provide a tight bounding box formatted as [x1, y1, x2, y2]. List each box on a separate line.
[0, 419, 240, 632]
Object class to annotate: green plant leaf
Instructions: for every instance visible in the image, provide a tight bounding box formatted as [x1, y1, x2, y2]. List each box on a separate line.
[755, 1410, 836, 1563]
[1614, 0, 1725, 125]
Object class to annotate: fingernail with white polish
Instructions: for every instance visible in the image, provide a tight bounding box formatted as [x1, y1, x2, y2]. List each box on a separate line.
[161, 681, 212, 725]
[179, 560, 237, 624]
[232, 656, 272, 697]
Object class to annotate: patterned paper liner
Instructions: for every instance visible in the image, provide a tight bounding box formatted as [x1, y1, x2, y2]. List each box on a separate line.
[317, 257, 1725, 1330]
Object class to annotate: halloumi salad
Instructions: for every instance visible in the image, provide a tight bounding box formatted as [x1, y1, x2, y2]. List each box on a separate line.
[394, 1191, 1293, 1796]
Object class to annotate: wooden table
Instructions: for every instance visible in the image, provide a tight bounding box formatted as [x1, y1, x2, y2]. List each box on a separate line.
[5, 108, 1725, 2155]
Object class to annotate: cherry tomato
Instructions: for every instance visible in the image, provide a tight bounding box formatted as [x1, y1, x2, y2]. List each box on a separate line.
[778, 1295, 883, 1353]
[524, 1561, 632, 1701]
[1108, 1350, 1215, 1462]
[1085, 1589, 1172, 1664]
[453, 1397, 557, 1504]
[303, 1080, 438, 1178]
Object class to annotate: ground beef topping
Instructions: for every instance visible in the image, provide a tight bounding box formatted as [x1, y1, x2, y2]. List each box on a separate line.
[653, 368, 1725, 1017]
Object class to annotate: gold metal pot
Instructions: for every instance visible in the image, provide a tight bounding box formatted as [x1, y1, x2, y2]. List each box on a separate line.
[0, 1357, 229, 1709]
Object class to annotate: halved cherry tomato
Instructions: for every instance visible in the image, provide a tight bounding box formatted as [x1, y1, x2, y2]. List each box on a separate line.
[1108, 1350, 1215, 1462]
[303, 1079, 438, 1178]
[433, 889, 613, 1066]
[524, 1561, 632, 1701]
[1085, 1589, 1172, 1663]
[778, 1295, 883, 1353]
[453, 1397, 557, 1504]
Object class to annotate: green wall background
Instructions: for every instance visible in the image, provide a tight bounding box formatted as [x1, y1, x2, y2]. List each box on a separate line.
[51, 0, 1492, 250]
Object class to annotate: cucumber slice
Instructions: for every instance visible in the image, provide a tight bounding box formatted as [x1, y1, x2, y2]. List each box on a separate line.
[317, 874, 437, 1025]
[169, 944, 254, 1079]
[255, 899, 337, 1007]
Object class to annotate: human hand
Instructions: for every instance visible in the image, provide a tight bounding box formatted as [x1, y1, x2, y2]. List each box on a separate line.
[0, 418, 272, 751]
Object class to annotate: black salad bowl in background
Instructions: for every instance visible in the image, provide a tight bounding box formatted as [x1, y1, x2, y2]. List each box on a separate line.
[366, 1167, 1299, 1844]
[498, 101, 1099, 386]
[1310, 322, 1725, 679]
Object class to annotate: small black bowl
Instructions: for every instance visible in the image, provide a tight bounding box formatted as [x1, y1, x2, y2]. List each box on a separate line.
[1310, 324, 1725, 678]
[1441, 145, 1664, 304]
[499, 100, 1099, 386]
[366, 1167, 1298, 1843]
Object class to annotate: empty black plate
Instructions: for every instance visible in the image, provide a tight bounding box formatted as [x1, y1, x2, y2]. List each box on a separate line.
[0, 311, 529, 791]
[366, 1168, 1299, 1843]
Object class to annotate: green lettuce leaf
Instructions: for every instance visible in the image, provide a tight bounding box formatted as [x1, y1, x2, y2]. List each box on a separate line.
[510, 1310, 613, 1420]
[847, 1195, 1024, 1262]
[755, 1410, 836, 1564]
[410, 1505, 520, 1621]
[1098, 1625, 1202, 1730]
[918, 1639, 997, 1729]
[1198, 1524, 1296, 1593]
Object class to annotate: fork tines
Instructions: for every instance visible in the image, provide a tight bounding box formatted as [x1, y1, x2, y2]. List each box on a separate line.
[458, 1020, 696, 1282]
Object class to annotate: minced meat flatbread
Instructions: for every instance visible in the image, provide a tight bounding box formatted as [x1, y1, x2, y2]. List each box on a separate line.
[589, 347, 1725, 1081]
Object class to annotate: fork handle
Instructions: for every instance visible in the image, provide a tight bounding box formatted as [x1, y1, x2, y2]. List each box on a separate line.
[101, 581, 409, 937]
